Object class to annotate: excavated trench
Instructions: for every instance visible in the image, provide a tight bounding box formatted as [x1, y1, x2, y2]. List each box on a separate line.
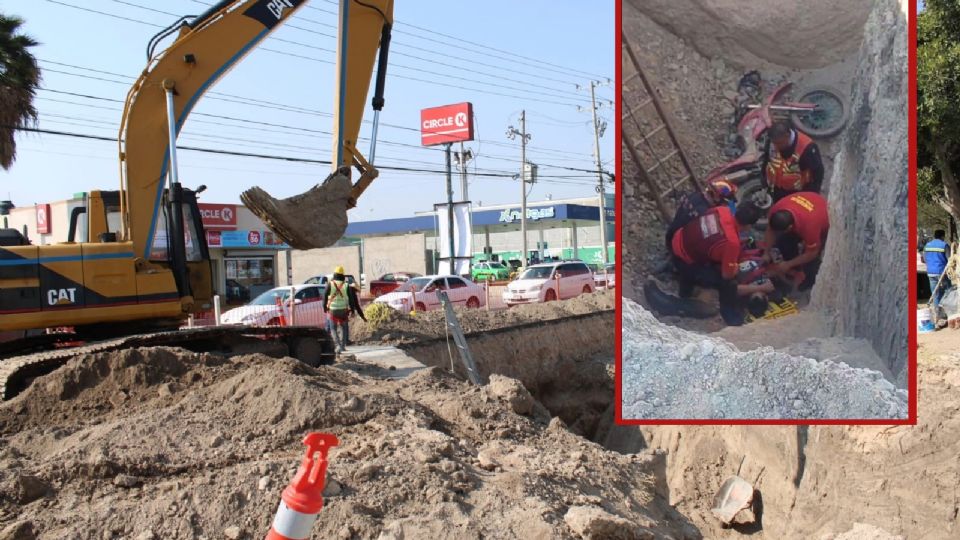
[621, 0, 908, 400]
[399, 310, 617, 441]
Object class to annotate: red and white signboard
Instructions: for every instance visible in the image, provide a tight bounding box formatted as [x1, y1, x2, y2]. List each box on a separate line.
[420, 102, 474, 146]
[198, 203, 237, 230]
[36, 204, 51, 234]
[205, 230, 222, 247]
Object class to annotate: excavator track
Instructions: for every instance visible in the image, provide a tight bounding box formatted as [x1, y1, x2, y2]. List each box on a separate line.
[0, 326, 335, 401]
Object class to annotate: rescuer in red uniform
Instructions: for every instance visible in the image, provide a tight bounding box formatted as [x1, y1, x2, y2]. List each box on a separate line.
[764, 192, 830, 292]
[670, 201, 763, 326]
[762, 121, 825, 203]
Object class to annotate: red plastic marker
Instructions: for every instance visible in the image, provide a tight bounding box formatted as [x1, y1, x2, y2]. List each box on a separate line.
[265, 433, 339, 540]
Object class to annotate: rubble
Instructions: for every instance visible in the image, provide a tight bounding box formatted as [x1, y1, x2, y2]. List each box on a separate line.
[621, 299, 907, 419]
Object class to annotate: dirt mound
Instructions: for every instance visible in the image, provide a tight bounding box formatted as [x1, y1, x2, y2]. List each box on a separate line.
[354, 289, 613, 345]
[621, 299, 907, 419]
[0, 345, 695, 539]
[0, 347, 235, 434]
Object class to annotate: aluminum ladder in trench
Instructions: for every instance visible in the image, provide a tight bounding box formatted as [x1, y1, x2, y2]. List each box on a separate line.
[621, 31, 702, 222]
[437, 291, 483, 385]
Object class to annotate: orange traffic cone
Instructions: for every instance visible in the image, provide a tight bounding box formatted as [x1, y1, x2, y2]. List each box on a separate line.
[265, 433, 339, 540]
[275, 296, 287, 326]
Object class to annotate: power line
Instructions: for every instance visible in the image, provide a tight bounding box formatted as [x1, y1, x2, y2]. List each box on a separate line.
[34, 84, 601, 164]
[304, 0, 611, 81]
[183, 0, 610, 83]
[9, 125, 598, 185]
[76, 0, 594, 104]
[36, 113, 607, 181]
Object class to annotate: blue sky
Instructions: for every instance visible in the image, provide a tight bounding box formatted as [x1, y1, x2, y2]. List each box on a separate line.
[3, 0, 614, 220]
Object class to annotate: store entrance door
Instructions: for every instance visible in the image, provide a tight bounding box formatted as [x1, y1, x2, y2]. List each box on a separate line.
[224, 257, 276, 306]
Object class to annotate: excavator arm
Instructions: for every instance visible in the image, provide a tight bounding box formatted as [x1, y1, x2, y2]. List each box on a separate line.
[119, 0, 393, 256]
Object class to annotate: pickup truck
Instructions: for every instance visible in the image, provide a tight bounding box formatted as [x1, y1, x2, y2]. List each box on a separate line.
[368, 272, 422, 297]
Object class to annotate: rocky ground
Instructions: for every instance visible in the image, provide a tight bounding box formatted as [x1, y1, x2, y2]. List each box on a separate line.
[0, 346, 692, 540]
[604, 334, 960, 539]
[0, 324, 955, 540]
[620, 299, 907, 420]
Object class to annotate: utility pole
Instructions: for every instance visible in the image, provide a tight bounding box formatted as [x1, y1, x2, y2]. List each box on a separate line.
[579, 80, 611, 265]
[455, 142, 473, 200]
[455, 143, 474, 275]
[507, 112, 532, 269]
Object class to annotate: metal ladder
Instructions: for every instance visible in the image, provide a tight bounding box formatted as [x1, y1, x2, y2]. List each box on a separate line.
[437, 291, 483, 385]
[621, 31, 702, 222]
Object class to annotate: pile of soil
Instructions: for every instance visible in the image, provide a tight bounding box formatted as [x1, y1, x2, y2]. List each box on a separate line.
[620, 299, 907, 419]
[353, 290, 613, 345]
[0, 345, 693, 539]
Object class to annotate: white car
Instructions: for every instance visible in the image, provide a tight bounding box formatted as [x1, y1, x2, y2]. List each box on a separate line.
[220, 284, 327, 327]
[593, 263, 616, 290]
[375, 275, 486, 313]
[502, 261, 595, 306]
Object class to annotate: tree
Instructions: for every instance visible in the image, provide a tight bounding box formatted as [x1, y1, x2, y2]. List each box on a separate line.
[0, 13, 39, 170]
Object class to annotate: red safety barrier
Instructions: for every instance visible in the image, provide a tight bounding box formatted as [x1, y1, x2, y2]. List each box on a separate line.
[265, 433, 339, 540]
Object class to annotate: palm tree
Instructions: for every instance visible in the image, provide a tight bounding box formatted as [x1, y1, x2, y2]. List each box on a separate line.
[0, 14, 40, 170]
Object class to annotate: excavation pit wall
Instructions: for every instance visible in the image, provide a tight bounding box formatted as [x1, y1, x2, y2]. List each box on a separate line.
[622, 0, 908, 381]
[398, 310, 616, 441]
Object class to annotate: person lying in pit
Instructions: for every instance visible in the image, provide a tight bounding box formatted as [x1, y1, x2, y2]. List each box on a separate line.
[736, 248, 780, 319]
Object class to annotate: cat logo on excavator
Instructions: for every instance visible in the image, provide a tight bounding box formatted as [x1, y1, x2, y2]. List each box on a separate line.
[267, 0, 296, 19]
[47, 288, 78, 306]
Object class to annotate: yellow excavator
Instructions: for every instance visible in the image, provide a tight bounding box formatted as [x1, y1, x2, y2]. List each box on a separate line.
[0, 0, 394, 398]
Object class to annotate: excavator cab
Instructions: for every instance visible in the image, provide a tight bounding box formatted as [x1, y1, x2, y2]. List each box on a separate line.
[1, 0, 391, 337]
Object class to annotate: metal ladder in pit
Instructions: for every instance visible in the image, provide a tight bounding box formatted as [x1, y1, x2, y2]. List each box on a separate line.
[437, 291, 483, 385]
[621, 31, 702, 222]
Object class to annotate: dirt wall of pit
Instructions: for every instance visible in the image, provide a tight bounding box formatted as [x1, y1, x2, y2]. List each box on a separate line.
[625, 0, 872, 70]
[400, 311, 615, 437]
[812, 0, 909, 382]
[598, 349, 960, 539]
[401, 311, 613, 387]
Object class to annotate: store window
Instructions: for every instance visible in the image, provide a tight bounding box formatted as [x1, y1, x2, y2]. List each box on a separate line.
[224, 258, 276, 305]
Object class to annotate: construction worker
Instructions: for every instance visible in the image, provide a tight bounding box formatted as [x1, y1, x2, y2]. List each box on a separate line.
[671, 201, 763, 326]
[924, 229, 951, 312]
[764, 192, 830, 292]
[762, 121, 824, 202]
[323, 266, 366, 354]
[664, 178, 738, 251]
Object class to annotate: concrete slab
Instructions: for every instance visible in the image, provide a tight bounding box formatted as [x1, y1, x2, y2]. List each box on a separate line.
[337, 344, 427, 379]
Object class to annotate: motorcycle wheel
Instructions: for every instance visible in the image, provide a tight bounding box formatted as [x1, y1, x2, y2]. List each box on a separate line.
[736, 178, 772, 231]
[790, 85, 849, 139]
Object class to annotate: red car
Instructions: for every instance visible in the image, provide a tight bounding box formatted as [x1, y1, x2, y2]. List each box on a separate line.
[368, 272, 422, 297]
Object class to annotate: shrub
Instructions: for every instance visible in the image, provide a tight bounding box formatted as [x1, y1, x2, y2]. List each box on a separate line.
[363, 302, 393, 329]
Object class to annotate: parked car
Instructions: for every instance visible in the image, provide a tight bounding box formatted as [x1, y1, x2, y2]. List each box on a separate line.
[502, 261, 595, 306]
[472, 261, 510, 281]
[220, 284, 326, 326]
[368, 272, 422, 297]
[593, 263, 616, 289]
[304, 274, 358, 289]
[375, 275, 485, 313]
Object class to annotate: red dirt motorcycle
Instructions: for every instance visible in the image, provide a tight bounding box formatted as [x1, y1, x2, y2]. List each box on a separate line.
[704, 74, 849, 212]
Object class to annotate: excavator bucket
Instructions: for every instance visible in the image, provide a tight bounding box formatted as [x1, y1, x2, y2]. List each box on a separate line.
[240, 168, 353, 250]
[711, 475, 755, 525]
